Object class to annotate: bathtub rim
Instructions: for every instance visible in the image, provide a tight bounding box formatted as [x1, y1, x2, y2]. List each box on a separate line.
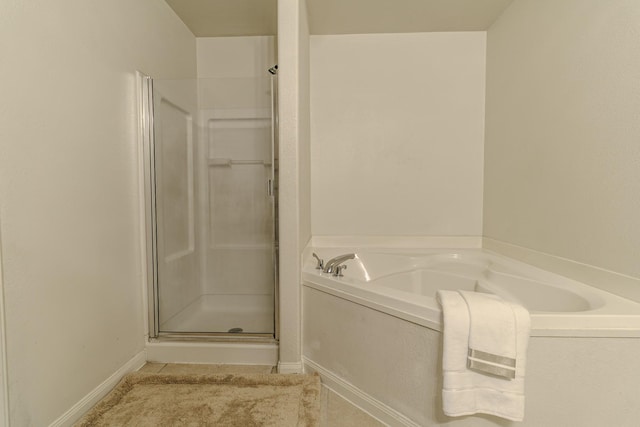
[303, 276, 640, 338]
[302, 247, 640, 338]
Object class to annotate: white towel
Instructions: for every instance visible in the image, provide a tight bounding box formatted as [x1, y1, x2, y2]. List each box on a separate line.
[437, 290, 531, 421]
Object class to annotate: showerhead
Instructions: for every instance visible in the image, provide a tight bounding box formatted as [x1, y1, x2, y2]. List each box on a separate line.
[268, 65, 278, 75]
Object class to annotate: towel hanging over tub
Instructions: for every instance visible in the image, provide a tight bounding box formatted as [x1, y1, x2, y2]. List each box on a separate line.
[436, 289, 531, 422]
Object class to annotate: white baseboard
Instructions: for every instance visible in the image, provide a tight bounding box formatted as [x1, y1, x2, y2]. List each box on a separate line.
[303, 358, 419, 427]
[146, 341, 278, 365]
[0, 232, 9, 427]
[277, 361, 303, 374]
[49, 350, 147, 427]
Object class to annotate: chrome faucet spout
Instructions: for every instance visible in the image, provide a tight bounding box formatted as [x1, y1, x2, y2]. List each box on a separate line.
[323, 253, 355, 274]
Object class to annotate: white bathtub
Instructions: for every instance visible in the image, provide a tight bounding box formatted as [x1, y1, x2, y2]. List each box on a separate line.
[302, 247, 640, 426]
[303, 248, 640, 337]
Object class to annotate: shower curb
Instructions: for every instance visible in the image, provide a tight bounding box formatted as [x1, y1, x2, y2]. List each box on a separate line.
[145, 341, 278, 365]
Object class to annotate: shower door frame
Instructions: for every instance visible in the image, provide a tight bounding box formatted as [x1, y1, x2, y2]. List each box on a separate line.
[139, 73, 160, 339]
[138, 72, 278, 343]
[270, 70, 280, 343]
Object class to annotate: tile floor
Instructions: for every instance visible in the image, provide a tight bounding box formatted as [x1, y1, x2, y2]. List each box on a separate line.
[138, 362, 275, 375]
[137, 363, 385, 426]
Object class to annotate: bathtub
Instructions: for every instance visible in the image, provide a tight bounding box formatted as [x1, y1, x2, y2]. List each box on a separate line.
[302, 248, 640, 426]
[302, 248, 640, 337]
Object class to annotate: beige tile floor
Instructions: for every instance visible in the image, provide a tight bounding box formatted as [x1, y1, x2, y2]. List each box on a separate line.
[138, 362, 275, 375]
[137, 363, 385, 426]
[319, 385, 386, 427]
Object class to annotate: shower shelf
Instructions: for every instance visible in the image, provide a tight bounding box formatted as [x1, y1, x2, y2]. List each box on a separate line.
[209, 158, 272, 167]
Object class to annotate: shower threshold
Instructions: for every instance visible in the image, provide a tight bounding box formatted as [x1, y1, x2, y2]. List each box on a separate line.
[153, 333, 275, 343]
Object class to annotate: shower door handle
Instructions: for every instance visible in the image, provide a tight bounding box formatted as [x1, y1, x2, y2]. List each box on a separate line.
[267, 179, 273, 197]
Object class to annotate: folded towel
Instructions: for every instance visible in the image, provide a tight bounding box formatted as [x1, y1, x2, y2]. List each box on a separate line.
[437, 290, 531, 421]
[461, 290, 519, 379]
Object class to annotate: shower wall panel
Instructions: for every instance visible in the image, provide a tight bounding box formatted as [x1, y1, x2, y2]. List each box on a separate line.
[196, 36, 277, 307]
[205, 116, 274, 296]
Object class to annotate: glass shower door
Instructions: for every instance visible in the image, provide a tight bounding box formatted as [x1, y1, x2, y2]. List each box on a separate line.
[150, 79, 201, 335]
[149, 76, 276, 337]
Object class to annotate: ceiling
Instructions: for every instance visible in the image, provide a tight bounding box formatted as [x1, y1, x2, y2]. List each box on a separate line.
[307, 0, 514, 34]
[165, 0, 277, 37]
[165, 0, 513, 37]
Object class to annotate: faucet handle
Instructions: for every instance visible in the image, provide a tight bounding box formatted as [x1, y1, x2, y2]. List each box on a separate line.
[312, 253, 324, 270]
[334, 264, 348, 277]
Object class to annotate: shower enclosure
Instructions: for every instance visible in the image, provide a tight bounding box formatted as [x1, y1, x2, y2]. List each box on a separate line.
[141, 70, 278, 340]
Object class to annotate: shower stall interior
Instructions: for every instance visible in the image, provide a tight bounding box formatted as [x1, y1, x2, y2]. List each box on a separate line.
[141, 70, 278, 340]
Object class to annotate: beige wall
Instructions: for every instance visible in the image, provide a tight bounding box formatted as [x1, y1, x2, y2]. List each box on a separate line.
[310, 32, 486, 237]
[298, 5, 312, 253]
[197, 36, 276, 110]
[0, 0, 195, 425]
[197, 37, 277, 79]
[484, 0, 640, 279]
[277, 0, 311, 372]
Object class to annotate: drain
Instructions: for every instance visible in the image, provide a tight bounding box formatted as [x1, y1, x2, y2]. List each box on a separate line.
[228, 327, 243, 333]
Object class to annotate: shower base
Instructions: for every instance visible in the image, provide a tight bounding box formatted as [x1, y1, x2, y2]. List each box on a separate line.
[159, 294, 274, 335]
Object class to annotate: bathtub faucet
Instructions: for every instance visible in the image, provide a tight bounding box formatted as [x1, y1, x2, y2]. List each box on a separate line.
[312, 253, 324, 270]
[323, 253, 355, 275]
